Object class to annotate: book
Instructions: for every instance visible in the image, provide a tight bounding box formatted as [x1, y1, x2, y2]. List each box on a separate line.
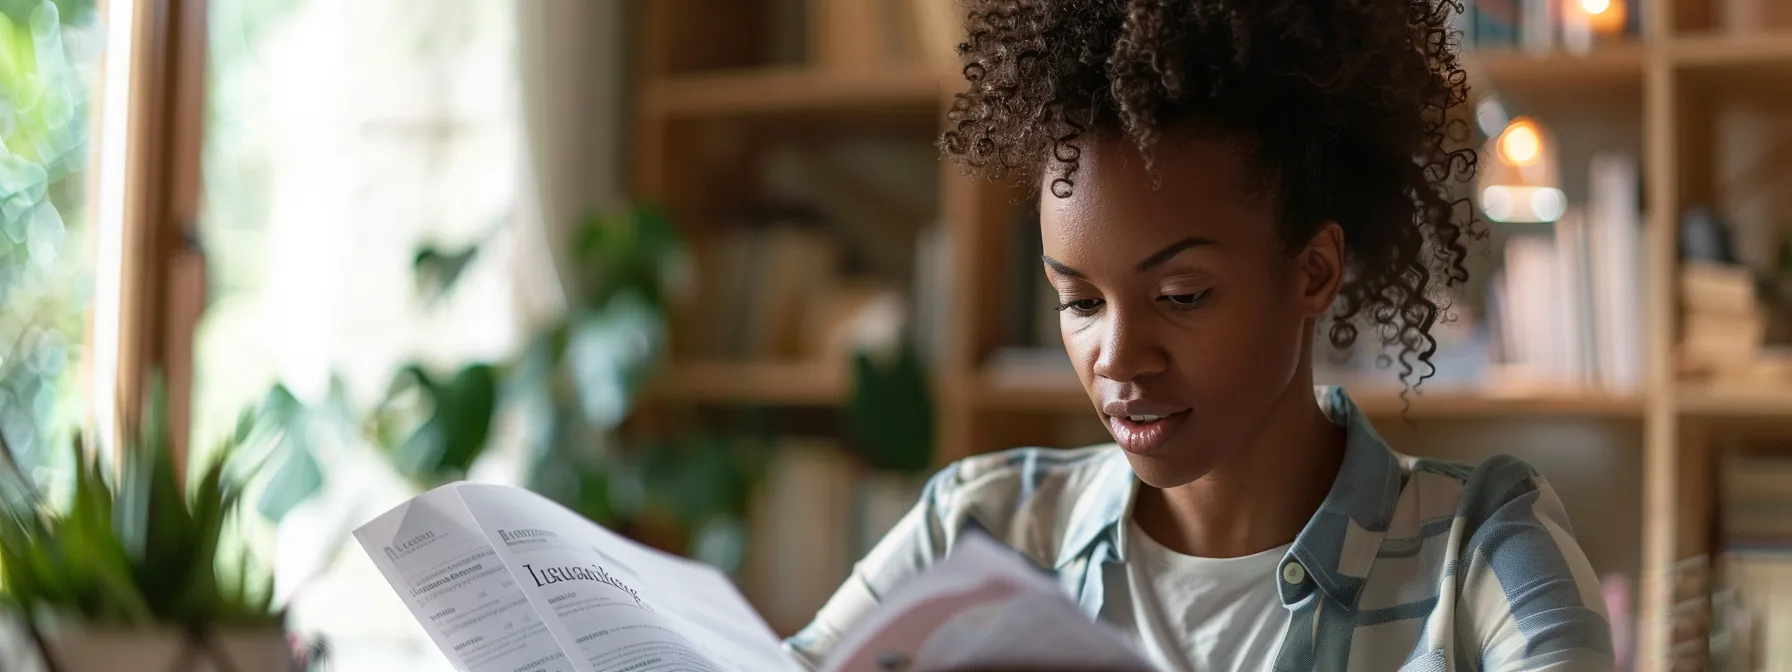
[1682, 262, 1759, 318]
[1555, 208, 1596, 386]
[743, 440, 859, 635]
[1587, 152, 1643, 393]
[356, 482, 1153, 672]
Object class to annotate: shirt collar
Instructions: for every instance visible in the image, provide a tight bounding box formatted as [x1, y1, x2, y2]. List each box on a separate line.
[1052, 386, 1403, 609]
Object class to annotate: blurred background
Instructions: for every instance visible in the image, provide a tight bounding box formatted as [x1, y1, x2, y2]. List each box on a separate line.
[3, 0, 1792, 670]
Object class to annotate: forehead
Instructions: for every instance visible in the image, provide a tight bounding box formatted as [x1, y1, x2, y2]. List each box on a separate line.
[1039, 132, 1272, 252]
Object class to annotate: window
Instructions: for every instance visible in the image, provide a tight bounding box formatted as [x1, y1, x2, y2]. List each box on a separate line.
[197, 0, 525, 667]
[1, 0, 106, 479]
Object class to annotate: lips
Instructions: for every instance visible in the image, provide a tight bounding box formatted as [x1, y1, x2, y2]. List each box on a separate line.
[1100, 400, 1190, 455]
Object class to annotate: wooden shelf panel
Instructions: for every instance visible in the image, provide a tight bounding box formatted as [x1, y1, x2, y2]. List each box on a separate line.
[1465, 44, 1647, 99]
[969, 372, 1645, 419]
[1672, 32, 1792, 97]
[641, 67, 945, 118]
[1676, 385, 1792, 417]
[652, 360, 847, 405]
[1672, 32, 1792, 68]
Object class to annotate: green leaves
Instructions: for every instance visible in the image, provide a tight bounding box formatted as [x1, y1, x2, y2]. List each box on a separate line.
[846, 342, 935, 473]
[379, 362, 499, 488]
[573, 205, 686, 311]
[412, 240, 482, 306]
[567, 293, 666, 431]
[247, 385, 322, 522]
[0, 378, 278, 627]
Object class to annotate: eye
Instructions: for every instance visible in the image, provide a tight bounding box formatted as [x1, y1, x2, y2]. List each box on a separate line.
[1159, 288, 1212, 308]
[1056, 298, 1104, 316]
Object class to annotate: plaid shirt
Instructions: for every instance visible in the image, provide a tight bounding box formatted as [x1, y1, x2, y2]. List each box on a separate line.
[785, 387, 1613, 671]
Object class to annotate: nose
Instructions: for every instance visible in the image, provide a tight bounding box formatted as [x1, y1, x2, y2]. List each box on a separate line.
[1090, 311, 1167, 383]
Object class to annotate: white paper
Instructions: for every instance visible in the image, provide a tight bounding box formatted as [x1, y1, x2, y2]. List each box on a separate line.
[359, 484, 1155, 672]
[354, 485, 573, 672]
[452, 483, 797, 672]
[820, 534, 1153, 672]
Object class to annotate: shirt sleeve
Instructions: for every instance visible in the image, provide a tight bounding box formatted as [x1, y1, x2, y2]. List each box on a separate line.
[1457, 455, 1615, 672]
[780, 462, 964, 669]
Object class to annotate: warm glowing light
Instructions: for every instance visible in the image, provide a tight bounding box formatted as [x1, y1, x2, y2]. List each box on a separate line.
[1479, 186, 1566, 223]
[1498, 118, 1544, 167]
[1482, 186, 1515, 221]
[1577, 0, 1627, 33]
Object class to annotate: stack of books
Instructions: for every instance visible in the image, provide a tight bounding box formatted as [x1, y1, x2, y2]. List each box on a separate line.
[1462, 0, 1645, 53]
[1681, 262, 1769, 384]
[1720, 453, 1792, 669]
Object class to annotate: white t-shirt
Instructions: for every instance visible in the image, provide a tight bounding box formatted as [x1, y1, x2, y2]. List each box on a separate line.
[1116, 521, 1293, 672]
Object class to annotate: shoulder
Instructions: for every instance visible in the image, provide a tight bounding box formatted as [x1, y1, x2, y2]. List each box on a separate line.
[920, 444, 1130, 567]
[1398, 453, 1570, 532]
[1397, 455, 1612, 666]
[939, 444, 1126, 495]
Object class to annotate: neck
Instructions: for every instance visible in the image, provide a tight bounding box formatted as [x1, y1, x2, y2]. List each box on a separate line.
[1133, 369, 1346, 559]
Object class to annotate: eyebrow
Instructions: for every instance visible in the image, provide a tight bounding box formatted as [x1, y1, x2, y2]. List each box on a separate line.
[1041, 236, 1218, 278]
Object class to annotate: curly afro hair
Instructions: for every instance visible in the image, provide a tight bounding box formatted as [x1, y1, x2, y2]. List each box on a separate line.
[940, 0, 1481, 391]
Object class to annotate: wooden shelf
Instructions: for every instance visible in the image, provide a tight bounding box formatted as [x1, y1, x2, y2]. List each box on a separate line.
[1672, 32, 1792, 69]
[1348, 389, 1645, 419]
[651, 360, 847, 405]
[968, 372, 1645, 419]
[1672, 33, 1792, 97]
[641, 67, 944, 118]
[1677, 385, 1792, 417]
[1466, 44, 1646, 99]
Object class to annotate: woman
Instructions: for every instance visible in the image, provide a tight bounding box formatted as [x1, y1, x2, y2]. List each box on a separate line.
[788, 0, 1612, 670]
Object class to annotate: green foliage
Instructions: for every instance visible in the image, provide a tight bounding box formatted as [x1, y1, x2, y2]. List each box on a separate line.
[0, 0, 91, 487]
[846, 342, 935, 473]
[573, 206, 684, 312]
[0, 0, 92, 25]
[0, 382, 278, 627]
[245, 384, 323, 522]
[376, 363, 500, 488]
[253, 202, 771, 573]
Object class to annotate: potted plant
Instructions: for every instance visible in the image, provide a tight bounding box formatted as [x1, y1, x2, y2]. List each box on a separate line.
[0, 386, 293, 672]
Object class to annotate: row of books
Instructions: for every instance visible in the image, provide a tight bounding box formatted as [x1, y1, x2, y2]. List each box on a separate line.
[1461, 0, 1643, 53]
[1489, 152, 1645, 392]
[1718, 452, 1792, 670]
[741, 440, 928, 635]
[673, 216, 949, 366]
[1462, 0, 1792, 51]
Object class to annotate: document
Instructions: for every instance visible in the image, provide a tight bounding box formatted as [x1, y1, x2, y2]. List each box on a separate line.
[357, 482, 1153, 672]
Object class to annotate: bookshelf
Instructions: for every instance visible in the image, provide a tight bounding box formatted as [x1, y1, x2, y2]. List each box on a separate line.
[1671, 32, 1792, 68]
[641, 67, 943, 118]
[653, 360, 848, 406]
[634, 0, 1792, 666]
[1678, 385, 1792, 417]
[1467, 43, 1648, 98]
[970, 372, 1647, 418]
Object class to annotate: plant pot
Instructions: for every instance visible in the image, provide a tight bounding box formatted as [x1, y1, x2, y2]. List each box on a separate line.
[38, 626, 295, 672]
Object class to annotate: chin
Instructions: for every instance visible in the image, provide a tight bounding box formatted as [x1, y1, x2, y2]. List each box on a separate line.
[1120, 448, 1222, 490]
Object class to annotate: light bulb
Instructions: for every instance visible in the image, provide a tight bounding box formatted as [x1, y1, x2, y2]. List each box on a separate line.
[1498, 119, 1543, 167]
[1581, 0, 1612, 14]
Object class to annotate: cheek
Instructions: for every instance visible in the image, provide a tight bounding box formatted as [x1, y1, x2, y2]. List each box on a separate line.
[1181, 287, 1309, 396]
[1061, 315, 1100, 379]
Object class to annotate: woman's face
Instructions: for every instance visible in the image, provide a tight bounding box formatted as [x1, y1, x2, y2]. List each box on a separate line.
[1038, 133, 1343, 489]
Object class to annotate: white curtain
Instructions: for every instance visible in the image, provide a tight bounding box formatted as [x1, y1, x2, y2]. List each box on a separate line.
[509, 0, 631, 327]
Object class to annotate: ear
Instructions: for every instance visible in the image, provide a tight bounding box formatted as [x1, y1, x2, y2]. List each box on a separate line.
[1294, 221, 1345, 318]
